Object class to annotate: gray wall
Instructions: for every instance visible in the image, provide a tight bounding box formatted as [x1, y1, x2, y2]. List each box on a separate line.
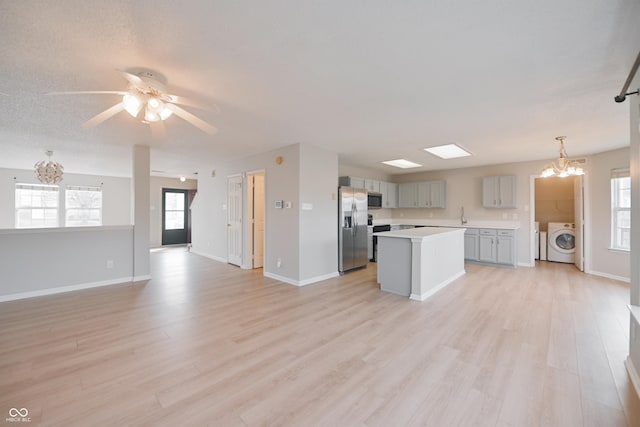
[629, 71, 640, 382]
[0, 226, 133, 300]
[191, 143, 302, 280]
[191, 143, 339, 284]
[588, 148, 630, 281]
[299, 144, 338, 281]
[149, 176, 197, 247]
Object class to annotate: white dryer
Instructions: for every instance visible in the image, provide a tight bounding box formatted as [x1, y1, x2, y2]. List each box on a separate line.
[547, 222, 575, 263]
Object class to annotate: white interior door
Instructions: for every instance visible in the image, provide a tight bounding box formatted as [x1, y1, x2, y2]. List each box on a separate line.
[227, 176, 243, 266]
[574, 175, 585, 271]
[252, 174, 265, 268]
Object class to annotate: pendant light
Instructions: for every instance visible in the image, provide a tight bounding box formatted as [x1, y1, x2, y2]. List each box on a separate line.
[540, 136, 584, 178]
[34, 150, 64, 184]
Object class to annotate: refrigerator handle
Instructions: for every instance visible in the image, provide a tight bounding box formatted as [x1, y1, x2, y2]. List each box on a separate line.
[352, 202, 357, 235]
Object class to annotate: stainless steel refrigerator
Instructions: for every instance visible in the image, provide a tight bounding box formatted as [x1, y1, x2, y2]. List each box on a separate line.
[339, 186, 368, 273]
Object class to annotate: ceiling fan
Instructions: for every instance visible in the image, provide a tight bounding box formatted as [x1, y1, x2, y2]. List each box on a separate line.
[48, 69, 218, 135]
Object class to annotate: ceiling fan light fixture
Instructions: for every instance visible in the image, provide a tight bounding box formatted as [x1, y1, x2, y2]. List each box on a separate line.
[122, 93, 142, 117]
[144, 108, 160, 123]
[147, 97, 162, 111]
[159, 106, 173, 120]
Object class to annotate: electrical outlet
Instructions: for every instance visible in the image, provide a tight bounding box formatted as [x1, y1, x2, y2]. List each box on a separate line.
[277, 257, 282, 268]
[106, 260, 114, 269]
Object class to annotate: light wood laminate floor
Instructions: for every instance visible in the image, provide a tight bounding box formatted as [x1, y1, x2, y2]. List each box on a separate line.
[1, 247, 639, 426]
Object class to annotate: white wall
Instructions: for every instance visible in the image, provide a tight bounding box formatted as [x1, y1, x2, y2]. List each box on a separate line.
[192, 143, 339, 285]
[0, 167, 131, 228]
[587, 148, 630, 281]
[149, 176, 197, 247]
[0, 226, 134, 300]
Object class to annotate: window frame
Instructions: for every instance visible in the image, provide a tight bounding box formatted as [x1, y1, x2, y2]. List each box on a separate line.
[64, 185, 103, 227]
[610, 168, 630, 252]
[15, 183, 60, 228]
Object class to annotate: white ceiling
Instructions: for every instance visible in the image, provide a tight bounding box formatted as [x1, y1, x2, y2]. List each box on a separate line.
[0, 1, 638, 179]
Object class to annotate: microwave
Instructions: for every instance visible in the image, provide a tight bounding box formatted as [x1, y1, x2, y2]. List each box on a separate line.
[368, 192, 382, 209]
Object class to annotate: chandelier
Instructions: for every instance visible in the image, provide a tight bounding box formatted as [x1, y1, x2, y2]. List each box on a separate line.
[540, 136, 584, 178]
[34, 150, 64, 184]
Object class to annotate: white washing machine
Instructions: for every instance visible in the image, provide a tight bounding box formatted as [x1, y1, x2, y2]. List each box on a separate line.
[547, 222, 576, 263]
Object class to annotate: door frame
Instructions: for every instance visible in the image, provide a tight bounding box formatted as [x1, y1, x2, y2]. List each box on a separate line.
[246, 170, 266, 269]
[161, 188, 189, 245]
[529, 173, 590, 270]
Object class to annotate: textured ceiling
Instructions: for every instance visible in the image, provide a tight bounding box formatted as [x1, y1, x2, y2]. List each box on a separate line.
[0, 1, 638, 178]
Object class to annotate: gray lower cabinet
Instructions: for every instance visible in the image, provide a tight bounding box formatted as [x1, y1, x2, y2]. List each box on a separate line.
[467, 228, 516, 267]
[464, 229, 479, 261]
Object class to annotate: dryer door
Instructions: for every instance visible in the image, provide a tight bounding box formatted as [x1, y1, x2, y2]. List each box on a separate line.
[552, 231, 576, 252]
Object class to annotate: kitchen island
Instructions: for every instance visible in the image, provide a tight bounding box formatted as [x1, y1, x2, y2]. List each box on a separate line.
[375, 227, 465, 301]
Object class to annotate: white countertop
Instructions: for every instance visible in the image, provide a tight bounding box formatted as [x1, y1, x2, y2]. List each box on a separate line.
[371, 218, 520, 230]
[374, 226, 465, 240]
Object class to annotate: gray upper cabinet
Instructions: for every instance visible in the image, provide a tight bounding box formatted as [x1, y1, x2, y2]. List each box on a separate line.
[364, 179, 380, 193]
[399, 180, 446, 208]
[482, 176, 517, 208]
[398, 182, 418, 208]
[380, 181, 398, 208]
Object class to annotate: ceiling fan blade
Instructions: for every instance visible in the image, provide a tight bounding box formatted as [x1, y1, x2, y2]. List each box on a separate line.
[166, 104, 218, 135]
[150, 120, 166, 140]
[165, 94, 220, 112]
[47, 90, 127, 96]
[82, 102, 125, 128]
[117, 70, 143, 86]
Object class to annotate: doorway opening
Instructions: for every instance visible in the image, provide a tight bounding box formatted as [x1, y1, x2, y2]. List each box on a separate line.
[247, 172, 265, 269]
[162, 188, 193, 246]
[530, 174, 586, 271]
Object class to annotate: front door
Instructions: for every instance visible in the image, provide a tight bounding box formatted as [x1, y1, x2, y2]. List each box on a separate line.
[162, 188, 188, 245]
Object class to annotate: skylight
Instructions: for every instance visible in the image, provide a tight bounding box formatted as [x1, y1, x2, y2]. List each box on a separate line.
[381, 159, 422, 169]
[424, 144, 472, 159]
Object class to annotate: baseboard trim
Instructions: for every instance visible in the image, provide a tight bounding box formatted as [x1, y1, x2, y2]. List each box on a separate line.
[625, 356, 640, 399]
[0, 277, 134, 302]
[263, 271, 339, 287]
[410, 270, 466, 302]
[190, 249, 228, 264]
[587, 270, 630, 283]
[133, 275, 152, 282]
[518, 262, 535, 268]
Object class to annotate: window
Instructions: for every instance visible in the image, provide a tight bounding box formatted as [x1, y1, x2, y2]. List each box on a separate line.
[611, 169, 630, 251]
[65, 186, 102, 226]
[15, 184, 59, 228]
[164, 191, 185, 230]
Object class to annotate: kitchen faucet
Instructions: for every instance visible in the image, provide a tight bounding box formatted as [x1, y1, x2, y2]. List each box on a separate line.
[461, 206, 467, 225]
